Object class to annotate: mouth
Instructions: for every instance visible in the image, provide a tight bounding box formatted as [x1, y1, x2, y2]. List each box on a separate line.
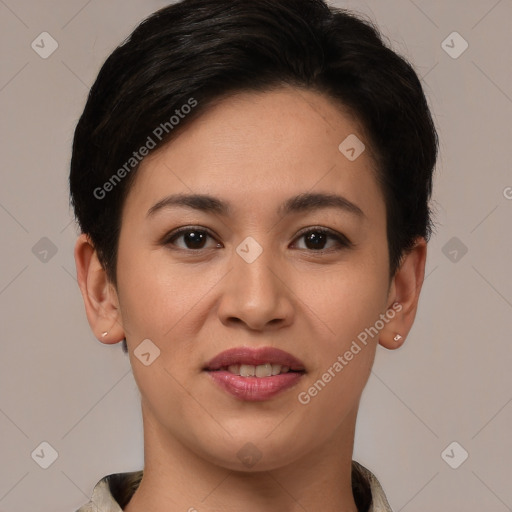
[204, 346, 306, 374]
[204, 346, 306, 401]
[212, 363, 302, 377]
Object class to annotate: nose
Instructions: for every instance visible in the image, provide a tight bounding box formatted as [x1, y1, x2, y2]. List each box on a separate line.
[217, 245, 295, 332]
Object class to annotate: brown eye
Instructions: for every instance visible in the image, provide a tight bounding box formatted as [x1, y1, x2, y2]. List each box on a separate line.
[303, 231, 328, 250]
[292, 228, 352, 252]
[165, 227, 221, 250]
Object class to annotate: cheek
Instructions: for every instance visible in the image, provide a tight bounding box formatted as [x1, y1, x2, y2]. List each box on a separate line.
[115, 244, 203, 337]
[115, 253, 208, 433]
[302, 259, 389, 345]
[292, 254, 388, 405]
[292, 267, 385, 438]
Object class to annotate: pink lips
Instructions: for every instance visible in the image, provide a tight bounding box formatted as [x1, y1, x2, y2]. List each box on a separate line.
[204, 346, 306, 401]
[204, 346, 305, 371]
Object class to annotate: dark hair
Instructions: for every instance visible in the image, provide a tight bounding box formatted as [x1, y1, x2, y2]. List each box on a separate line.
[70, 0, 437, 329]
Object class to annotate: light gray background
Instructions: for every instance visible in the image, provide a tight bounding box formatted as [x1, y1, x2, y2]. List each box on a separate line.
[1, 0, 511, 511]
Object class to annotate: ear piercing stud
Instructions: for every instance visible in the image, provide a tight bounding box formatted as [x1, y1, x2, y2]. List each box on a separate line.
[393, 334, 402, 342]
[101, 331, 108, 337]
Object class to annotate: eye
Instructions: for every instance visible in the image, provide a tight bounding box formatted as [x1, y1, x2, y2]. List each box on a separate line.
[163, 226, 352, 252]
[164, 227, 222, 250]
[291, 227, 352, 252]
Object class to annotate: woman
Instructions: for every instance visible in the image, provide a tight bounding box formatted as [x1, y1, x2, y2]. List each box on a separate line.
[70, 0, 438, 510]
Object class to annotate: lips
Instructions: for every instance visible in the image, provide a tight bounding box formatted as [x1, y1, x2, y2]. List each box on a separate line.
[204, 346, 306, 372]
[204, 346, 306, 401]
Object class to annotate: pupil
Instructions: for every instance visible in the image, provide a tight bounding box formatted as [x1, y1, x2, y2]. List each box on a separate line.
[186, 231, 205, 248]
[306, 232, 326, 249]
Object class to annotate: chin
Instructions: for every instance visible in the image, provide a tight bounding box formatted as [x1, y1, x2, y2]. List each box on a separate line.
[191, 430, 308, 473]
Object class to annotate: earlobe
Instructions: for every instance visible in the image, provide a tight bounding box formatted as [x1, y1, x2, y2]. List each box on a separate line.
[74, 233, 125, 344]
[379, 237, 427, 350]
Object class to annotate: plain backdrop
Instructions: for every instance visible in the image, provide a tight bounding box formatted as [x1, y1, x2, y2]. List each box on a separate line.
[0, 0, 511, 510]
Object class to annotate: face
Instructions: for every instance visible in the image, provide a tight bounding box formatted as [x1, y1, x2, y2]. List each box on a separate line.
[114, 87, 394, 470]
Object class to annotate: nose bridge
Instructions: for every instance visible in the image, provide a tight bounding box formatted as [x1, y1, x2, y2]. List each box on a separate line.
[218, 238, 293, 329]
[234, 238, 281, 301]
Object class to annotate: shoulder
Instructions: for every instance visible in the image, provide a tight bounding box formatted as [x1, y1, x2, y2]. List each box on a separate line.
[353, 461, 394, 512]
[75, 470, 143, 512]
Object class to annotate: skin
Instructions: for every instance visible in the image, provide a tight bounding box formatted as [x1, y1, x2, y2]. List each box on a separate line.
[75, 86, 427, 512]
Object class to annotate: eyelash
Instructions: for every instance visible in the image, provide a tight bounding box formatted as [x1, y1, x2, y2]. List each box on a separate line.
[163, 226, 353, 253]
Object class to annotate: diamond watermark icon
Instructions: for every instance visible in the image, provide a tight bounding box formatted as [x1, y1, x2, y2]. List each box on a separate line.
[31, 32, 59, 59]
[442, 236, 468, 263]
[338, 134, 365, 161]
[441, 441, 468, 469]
[237, 442, 262, 468]
[32, 237, 58, 263]
[236, 236, 263, 264]
[441, 31, 468, 59]
[31, 441, 58, 469]
[134, 338, 160, 366]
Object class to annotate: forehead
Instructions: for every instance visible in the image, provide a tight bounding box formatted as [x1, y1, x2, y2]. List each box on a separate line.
[123, 87, 384, 221]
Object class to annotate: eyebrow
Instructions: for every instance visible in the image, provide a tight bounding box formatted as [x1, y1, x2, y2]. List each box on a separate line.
[147, 192, 365, 219]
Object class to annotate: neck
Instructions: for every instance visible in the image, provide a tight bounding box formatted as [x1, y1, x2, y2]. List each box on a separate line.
[125, 402, 359, 512]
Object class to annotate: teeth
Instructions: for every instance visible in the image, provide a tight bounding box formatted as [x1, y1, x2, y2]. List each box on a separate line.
[240, 364, 255, 377]
[228, 364, 240, 375]
[255, 363, 272, 377]
[224, 363, 293, 377]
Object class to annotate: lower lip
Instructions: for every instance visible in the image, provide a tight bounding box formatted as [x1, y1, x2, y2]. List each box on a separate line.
[206, 370, 304, 401]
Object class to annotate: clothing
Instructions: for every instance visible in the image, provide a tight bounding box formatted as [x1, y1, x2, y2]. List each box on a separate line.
[75, 460, 393, 512]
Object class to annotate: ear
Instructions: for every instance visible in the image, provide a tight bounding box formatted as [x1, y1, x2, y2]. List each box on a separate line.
[379, 237, 427, 350]
[74, 233, 125, 345]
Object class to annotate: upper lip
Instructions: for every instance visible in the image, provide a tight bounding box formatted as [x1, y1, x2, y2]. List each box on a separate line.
[204, 347, 306, 371]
